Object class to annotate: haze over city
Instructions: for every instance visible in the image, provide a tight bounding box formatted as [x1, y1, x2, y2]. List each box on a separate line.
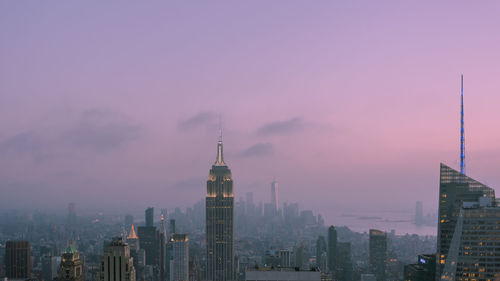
[2, 1, 500, 217]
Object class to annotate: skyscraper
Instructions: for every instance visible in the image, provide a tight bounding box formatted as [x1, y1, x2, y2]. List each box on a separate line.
[271, 181, 278, 215]
[436, 164, 495, 277]
[436, 75, 497, 278]
[327, 226, 337, 273]
[99, 238, 136, 281]
[139, 208, 160, 268]
[414, 201, 423, 225]
[369, 229, 387, 281]
[439, 198, 500, 280]
[170, 234, 189, 281]
[335, 242, 352, 281]
[206, 136, 235, 281]
[146, 207, 154, 227]
[5, 240, 31, 280]
[59, 245, 84, 281]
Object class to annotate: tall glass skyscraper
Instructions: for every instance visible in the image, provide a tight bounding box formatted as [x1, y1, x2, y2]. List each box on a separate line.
[437, 163, 495, 278]
[206, 137, 234, 281]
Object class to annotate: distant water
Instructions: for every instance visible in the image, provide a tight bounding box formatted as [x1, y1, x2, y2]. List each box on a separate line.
[326, 211, 437, 236]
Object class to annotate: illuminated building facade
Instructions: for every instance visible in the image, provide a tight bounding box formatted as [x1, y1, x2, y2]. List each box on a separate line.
[440, 198, 500, 281]
[206, 137, 234, 281]
[437, 164, 495, 277]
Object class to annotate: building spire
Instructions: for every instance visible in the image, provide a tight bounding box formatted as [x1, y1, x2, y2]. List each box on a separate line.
[460, 74, 465, 175]
[127, 224, 138, 240]
[215, 119, 226, 166]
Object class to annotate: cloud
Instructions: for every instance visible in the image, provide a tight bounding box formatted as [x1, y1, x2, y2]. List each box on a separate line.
[178, 111, 217, 131]
[239, 143, 274, 157]
[256, 117, 306, 136]
[60, 109, 142, 151]
[0, 108, 143, 161]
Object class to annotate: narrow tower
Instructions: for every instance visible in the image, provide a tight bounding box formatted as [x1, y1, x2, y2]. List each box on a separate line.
[460, 74, 465, 175]
[206, 133, 234, 281]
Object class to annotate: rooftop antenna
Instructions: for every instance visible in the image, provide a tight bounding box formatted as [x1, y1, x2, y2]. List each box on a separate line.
[218, 115, 223, 142]
[460, 74, 465, 175]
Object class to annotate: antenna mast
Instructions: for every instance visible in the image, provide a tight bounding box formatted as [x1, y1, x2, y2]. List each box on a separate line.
[460, 74, 465, 175]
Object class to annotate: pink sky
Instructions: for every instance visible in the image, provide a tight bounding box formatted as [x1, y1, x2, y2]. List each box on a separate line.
[1, 1, 500, 215]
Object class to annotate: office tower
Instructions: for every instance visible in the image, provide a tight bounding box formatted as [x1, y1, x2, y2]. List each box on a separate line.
[436, 75, 497, 278]
[271, 181, 278, 215]
[439, 198, 500, 280]
[169, 219, 176, 235]
[5, 240, 31, 279]
[99, 238, 136, 281]
[415, 201, 423, 225]
[42, 255, 58, 281]
[139, 207, 160, 269]
[335, 242, 352, 281]
[437, 163, 495, 277]
[206, 136, 235, 281]
[146, 207, 154, 227]
[59, 245, 84, 281]
[369, 229, 387, 281]
[315, 236, 327, 272]
[245, 192, 255, 217]
[160, 215, 167, 281]
[403, 254, 435, 281]
[138, 226, 160, 266]
[170, 234, 189, 281]
[327, 226, 337, 273]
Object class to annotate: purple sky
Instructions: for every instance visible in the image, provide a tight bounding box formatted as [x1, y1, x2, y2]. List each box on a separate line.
[1, 2, 500, 216]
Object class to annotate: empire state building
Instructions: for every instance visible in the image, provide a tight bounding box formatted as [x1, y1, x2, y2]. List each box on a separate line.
[206, 136, 234, 281]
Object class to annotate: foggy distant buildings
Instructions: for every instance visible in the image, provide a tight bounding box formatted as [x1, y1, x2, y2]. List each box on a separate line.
[5, 240, 31, 280]
[206, 137, 235, 281]
[270, 181, 278, 216]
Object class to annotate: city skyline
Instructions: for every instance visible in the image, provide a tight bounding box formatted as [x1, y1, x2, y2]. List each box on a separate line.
[2, 2, 500, 217]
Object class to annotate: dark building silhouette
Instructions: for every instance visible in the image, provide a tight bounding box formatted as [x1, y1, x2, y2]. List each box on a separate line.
[335, 242, 352, 281]
[436, 163, 495, 277]
[327, 226, 337, 273]
[146, 207, 154, 227]
[59, 245, 84, 281]
[206, 136, 234, 281]
[369, 229, 387, 281]
[139, 208, 161, 274]
[5, 240, 31, 280]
